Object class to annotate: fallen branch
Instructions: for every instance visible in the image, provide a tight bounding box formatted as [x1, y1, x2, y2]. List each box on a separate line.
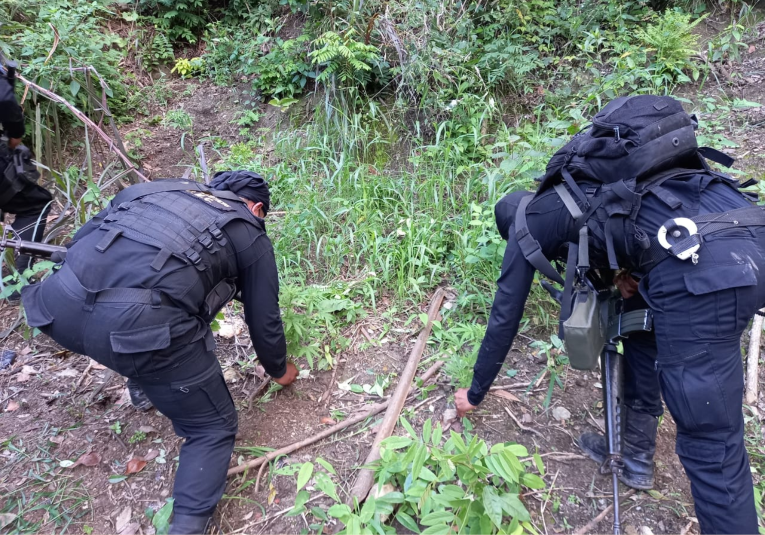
[346, 287, 446, 505]
[227, 401, 389, 477]
[573, 489, 636, 535]
[746, 311, 764, 405]
[503, 406, 545, 440]
[16, 74, 147, 183]
[418, 360, 444, 384]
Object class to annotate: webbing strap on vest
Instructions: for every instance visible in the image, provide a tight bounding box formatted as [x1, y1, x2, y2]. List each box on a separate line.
[698, 147, 734, 168]
[554, 183, 584, 222]
[515, 195, 565, 285]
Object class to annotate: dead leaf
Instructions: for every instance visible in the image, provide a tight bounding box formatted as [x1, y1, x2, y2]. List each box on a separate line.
[74, 451, 101, 467]
[491, 390, 520, 402]
[223, 367, 240, 383]
[125, 458, 147, 475]
[91, 362, 107, 370]
[49, 435, 65, 445]
[119, 523, 140, 535]
[267, 483, 277, 505]
[5, 400, 19, 412]
[16, 374, 30, 383]
[0, 513, 17, 530]
[138, 426, 158, 434]
[115, 507, 132, 534]
[19, 346, 31, 356]
[55, 368, 79, 378]
[21, 365, 37, 375]
[135, 449, 159, 462]
[320, 417, 336, 425]
[253, 365, 266, 380]
[242, 512, 254, 521]
[749, 44, 756, 54]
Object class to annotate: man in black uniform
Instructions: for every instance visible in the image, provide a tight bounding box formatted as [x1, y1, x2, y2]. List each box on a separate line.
[1, 59, 53, 285]
[21, 171, 298, 534]
[455, 105, 764, 532]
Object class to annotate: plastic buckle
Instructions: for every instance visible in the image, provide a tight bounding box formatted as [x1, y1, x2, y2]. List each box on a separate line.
[657, 217, 700, 262]
[199, 234, 214, 249]
[186, 250, 202, 265]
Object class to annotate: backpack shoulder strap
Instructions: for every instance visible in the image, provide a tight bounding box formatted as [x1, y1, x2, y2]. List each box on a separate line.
[515, 194, 565, 285]
[112, 180, 246, 207]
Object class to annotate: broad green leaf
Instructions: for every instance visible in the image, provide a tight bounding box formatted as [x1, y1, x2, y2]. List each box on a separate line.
[69, 80, 81, 97]
[153, 498, 174, 535]
[422, 419, 432, 444]
[431, 423, 442, 446]
[59, 460, 75, 468]
[479, 513, 494, 535]
[505, 444, 528, 457]
[533, 453, 545, 477]
[520, 473, 545, 489]
[359, 495, 376, 523]
[420, 510, 455, 526]
[421, 523, 451, 535]
[311, 507, 328, 521]
[327, 504, 352, 521]
[419, 466, 437, 482]
[297, 462, 314, 491]
[381, 436, 413, 450]
[439, 485, 465, 500]
[286, 490, 310, 517]
[316, 457, 337, 475]
[396, 511, 421, 533]
[108, 474, 127, 484]
[315, 472, 340, 502]
[399, 416, 418, 439]
[500, 493, 530, 521]
[412, 443, 427, 480]
[483, 486, 504, 528]
[376, 491, 404, 504]
[449, 431, 466, 453]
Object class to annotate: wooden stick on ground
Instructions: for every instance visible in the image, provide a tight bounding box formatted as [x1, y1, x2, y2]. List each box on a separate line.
[346, 287, 446, 505]
[746, 310, 764, 405]
[227, 401, 389, 477]
[573, 489, 636, 535]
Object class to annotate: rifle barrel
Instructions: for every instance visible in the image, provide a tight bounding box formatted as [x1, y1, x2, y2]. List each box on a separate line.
[0, 238, 67, 258]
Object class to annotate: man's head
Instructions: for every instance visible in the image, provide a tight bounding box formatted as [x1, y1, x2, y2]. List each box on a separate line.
[209, 170, 271, 218]
[494, 191, 532, 241]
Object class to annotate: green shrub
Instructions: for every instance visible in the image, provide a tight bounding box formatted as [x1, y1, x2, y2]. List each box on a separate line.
[635, 9, 705, 82]
[252, 35, 314, 99]
[137, 0, 208, 43]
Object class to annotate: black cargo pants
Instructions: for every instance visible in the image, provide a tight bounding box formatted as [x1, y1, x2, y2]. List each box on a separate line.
[620, 228, 765, 534]
[21, 265, 238, 518]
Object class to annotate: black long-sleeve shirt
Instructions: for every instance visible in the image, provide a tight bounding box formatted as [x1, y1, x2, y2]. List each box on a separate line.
[67, 200, 288, 378]
[0, 74, 24, 139]
[467, 172, 752, 406]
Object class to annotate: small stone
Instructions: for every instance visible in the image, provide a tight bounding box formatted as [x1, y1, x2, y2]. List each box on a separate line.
[521, 412, 533, 424]
[624, 525, 638, 535]
[552, 406, 571, 421]
[639, 526, 654, 535]
[658, 521, 666, 532]
[575, 378, 586, 387]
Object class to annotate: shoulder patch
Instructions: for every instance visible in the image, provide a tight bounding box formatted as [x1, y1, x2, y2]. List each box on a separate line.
[186, 190, 233, 210]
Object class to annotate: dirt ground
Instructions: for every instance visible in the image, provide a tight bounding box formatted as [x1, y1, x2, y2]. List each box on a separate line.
[3, 25, 765, 535]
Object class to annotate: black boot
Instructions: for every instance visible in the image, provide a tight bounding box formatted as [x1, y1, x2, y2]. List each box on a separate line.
[127, 379, 153, 411]
[577, 406, 657, 490]
[168, 514, 211, 535]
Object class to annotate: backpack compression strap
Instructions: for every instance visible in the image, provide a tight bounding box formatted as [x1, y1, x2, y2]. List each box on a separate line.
[515, 194, 565, 285]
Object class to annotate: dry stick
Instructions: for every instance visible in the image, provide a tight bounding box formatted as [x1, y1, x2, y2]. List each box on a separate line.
[227, 401, 389, 477]
[572, 489, 636, 535]
[16, 74, 147, 182]
[503, 405, 545, 440]
[346, 287, 446, 505]
[746, 310, 764, 405]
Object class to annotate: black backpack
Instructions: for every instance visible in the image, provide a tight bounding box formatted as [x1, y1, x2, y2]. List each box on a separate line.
[514, 95, 753, 320]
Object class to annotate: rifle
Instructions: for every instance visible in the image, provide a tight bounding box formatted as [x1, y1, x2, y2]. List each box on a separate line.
[542, 274, 652, 534]
[0, 222, 67, 262]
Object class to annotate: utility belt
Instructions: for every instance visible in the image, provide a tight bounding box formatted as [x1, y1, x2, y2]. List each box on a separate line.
[640, 205, 765, 271]
[56, 263, 172, 312]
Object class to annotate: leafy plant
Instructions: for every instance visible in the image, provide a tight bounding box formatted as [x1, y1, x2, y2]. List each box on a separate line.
[635, 9, 705, 83]
[171, 57, 205, 79]
[309, 30, 383, 89]
[137, 0, 208, 43]
[252, 35, 315, 100]
[276, 418, 544, 534]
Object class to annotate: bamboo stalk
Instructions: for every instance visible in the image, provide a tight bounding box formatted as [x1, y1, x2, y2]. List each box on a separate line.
[746, 311, 764, 405]
[346, 287, 446, 505]
[16, 74, 147, 182]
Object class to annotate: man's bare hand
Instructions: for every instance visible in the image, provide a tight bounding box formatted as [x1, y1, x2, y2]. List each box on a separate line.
[455, 388, 477, 418]
[8, 138, 21, 150]
[273, 362, 299, 386]
[614, 270, 639, 299]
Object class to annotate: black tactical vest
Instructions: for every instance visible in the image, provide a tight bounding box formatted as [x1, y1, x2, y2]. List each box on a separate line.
[93, 179, 261, 322]
[0, 141, 39, 206]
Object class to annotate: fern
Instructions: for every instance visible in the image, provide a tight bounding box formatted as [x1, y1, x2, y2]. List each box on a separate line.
[309, 30, 381, 88]
[635, 9, 705, 80]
